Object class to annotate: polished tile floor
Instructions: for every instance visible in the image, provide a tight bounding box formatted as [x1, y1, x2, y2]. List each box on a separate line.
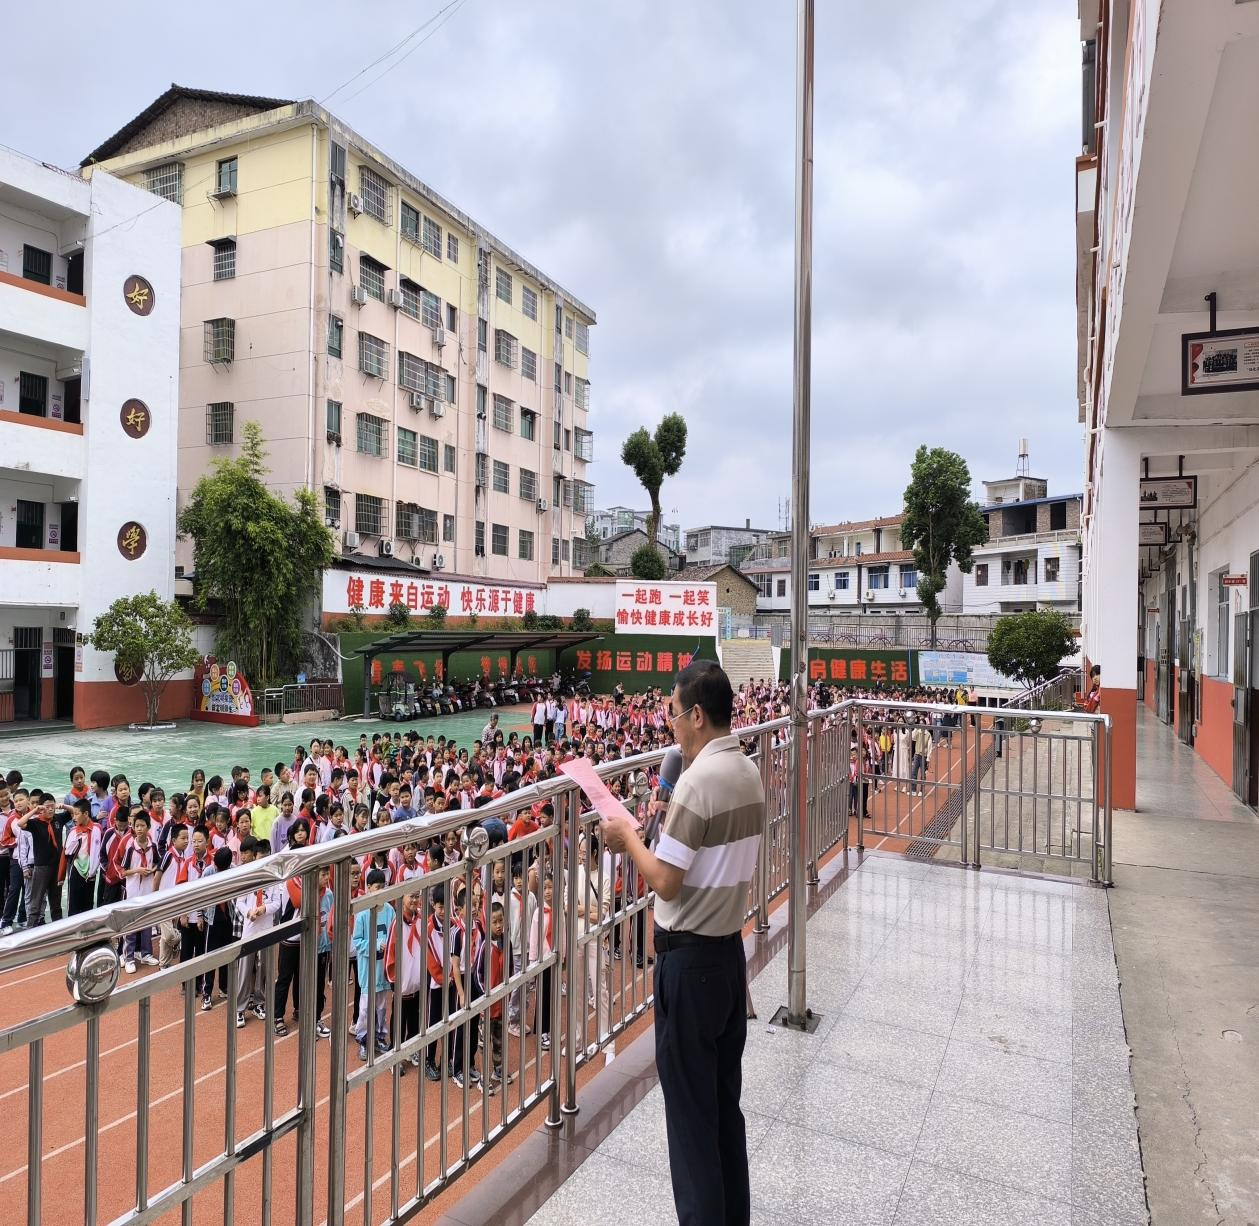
[525, 856, 1147, 1226]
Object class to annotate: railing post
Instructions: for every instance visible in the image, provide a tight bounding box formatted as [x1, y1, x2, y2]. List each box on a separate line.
[753, 730, 771, 933]
[971, 709, 982, 871]
[1103, 717, 1114, 885]
[959, 712, 970, 868]
[853, 706, 864, 853]
[807, 721, 820, 885]
[294, 865, 320, 1226]
[561, 788, 580, 1115]
[325, 859, 351, 1226]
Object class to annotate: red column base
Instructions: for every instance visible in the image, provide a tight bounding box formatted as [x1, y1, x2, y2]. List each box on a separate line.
[1099, 687, 1137, 811]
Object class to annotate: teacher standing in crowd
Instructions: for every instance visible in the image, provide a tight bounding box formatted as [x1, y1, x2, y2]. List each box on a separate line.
[601, 659, 765, 1226]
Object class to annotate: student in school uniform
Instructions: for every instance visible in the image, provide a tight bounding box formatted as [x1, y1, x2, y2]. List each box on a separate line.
[234, 838, 279, 1028]
[199, 846, 237, 1010]
[120, 813, 160, 971]
[527, 875, 556, 1051]
[384, 889, 426, 1075]
[271, 865, 331, 1039]
[424, 884, 454, 1080]
[62, 799, 100, 916]
[156, 825, 193, 969]
[177, 829, 214, 983]
[351, 868, 394, 1062]
[97, 806, 131, 912]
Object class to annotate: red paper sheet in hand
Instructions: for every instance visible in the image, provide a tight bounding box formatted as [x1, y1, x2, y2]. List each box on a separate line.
[558, 757, 642, 829]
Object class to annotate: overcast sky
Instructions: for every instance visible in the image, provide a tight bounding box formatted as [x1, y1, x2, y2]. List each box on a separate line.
[9, 0, 1082, 533]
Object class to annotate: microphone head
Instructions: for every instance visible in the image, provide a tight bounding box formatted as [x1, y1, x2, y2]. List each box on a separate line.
[658, 746, 684, 792]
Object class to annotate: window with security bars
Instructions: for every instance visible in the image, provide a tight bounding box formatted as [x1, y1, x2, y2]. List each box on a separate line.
[355, 494, 387, 537]
[552, 536, 560, 565]
[204, 318, 235, 364]
[493, 395, 513, 432]
[330, 142, 346, 184]
[423, 216, 442, 259]
[206, 402, 234, 445]
[475, 454, 488, 489]
[565, 315, 574, 339]
[443, 514, 455, 543]
[447, 233, 459, 263]
[492, 523, 509, 556]
[359, 167, 390, 223]
[494, 330, 517, 368]
[324, 487, 341, 523]
[397, 426, 418, 467]
[401, 201, 420, 242]
[397, 504, 436, 543]
[443, 444, 456, 473]
[145, 161, 184, 204]
[475, 521, 486, 555]
[19, 372, 48, 417]
[419, 434, 438, 472]
[574, 428, 594, 462]
[22, 246, 52, 285]
[327, 399, 342, 435]
[520, 410, 537, 442]
[330, 230, 344, 274]
[572, 481, 595, 513]
[356, 413, 388, 457]
[522, 286, 538, 320]
[575, 379, 590, 411]
[359, 256, 386, 301]
[216, 157, 238, 195]
[575, 320, 590, 355]
[358, 333, 389, 379]
[420, 288, 441, 330]
[211, 239, 236, 280]
[573, 538, 590, 567]
[417, 506, 437, 544]
[328, 315, 343, 358]
[522, 348, 537, 381]
[493, 460, 510, 493]
[399, 279, 420, 320]
[399, 351, 424, 391]
[495, 267, 513, 304]
[519, 469, 537, 502]
[518, 529, 534, 561]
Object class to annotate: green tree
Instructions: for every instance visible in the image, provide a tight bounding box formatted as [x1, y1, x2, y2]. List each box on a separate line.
[89, 591, 201, 726]
[630, 543, 667, 580]
[987, 610, 1079, 692]
[900, 446, 989, 645]
[571, 607, 594, 631]
[425, 603, 447, 627]
[178, 422, 335, 685]
[386, 601, 411, 629]
[621, 414, 687, 547]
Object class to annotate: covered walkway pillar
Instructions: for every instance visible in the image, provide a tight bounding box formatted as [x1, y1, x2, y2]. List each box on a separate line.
[1084, 428, 1140, 809]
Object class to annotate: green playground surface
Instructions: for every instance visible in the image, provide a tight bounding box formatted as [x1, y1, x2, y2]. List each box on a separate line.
[0, 705, 536, 796]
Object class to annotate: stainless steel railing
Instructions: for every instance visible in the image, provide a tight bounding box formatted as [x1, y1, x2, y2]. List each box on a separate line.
[0, 695, 1109, 1223]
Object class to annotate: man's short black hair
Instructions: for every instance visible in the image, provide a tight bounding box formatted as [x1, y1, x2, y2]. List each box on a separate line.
[674, 659, 734, 729]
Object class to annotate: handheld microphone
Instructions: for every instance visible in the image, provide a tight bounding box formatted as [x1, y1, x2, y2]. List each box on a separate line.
[647, 747, 684, 845]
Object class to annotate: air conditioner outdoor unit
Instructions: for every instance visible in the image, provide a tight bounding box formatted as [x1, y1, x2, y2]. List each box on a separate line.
[348, 193, 364, 215]
[386, 288, 404, 309]
[409, 391, 426, 411]
[433, 552, 446, 570]
[325, 515, 340, 529]
[430, 401, 446, 419]
[350, 285, 368, 307]
[380, 539, 395, 558]
[343, 530, 361, 550]
[431, 328, 446, 348]
[536, 498, 549, 513]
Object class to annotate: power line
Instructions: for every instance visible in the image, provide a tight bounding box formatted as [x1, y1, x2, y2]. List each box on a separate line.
[319, 0, 468, 107]
[338, 0, 472, 107]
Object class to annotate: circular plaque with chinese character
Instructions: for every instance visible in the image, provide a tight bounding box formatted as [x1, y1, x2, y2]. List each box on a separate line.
[122, 275, 155, 317]
[117, 521, 147, 560]
[119, 399, 151, 439]
[114, 657, 141, 686]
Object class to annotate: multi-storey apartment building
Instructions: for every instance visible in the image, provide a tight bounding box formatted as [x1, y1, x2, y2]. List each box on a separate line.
[0, 147, 180, 727]
[683, 520, 773, 568]
[82, 86, 596, 591]
[962, 465, 1082, 615]
[587, 506, 680, 553]
[742, 515, 950, 615]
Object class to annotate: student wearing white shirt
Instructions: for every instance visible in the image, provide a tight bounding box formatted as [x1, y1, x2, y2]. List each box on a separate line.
[233, 838, 279, 1027]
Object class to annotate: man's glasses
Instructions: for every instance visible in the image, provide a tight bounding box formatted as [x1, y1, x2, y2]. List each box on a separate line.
[666, 703, 696, 725]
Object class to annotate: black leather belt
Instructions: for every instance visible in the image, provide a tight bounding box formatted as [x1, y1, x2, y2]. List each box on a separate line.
[653, 927, 740, 952]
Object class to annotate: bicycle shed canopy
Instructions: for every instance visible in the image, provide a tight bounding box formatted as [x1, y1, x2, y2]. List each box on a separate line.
[353, 630, 602, 718]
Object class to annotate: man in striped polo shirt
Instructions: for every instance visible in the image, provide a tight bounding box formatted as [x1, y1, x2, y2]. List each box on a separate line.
[601, 659, 764, 1226]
